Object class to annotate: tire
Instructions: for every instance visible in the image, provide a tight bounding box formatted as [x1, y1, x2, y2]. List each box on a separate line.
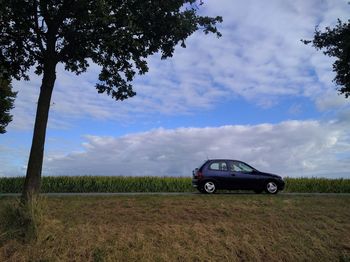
[203, 181, 216, 194]
[254, 189, 263, 194]
[265, 181, 278, 194]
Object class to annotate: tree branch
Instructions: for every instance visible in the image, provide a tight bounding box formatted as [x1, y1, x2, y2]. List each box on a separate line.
[33, 0, 45, 53]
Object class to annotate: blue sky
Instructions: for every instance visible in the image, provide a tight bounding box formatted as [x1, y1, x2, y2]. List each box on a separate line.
[1, 0, 350, 178]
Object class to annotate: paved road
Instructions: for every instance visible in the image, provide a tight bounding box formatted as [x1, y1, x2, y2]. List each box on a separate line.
[1, 192, 349, 197]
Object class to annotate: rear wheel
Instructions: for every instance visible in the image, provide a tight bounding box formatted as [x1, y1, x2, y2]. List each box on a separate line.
[203, 181, 216, 194]
[265, 181, 278, 194]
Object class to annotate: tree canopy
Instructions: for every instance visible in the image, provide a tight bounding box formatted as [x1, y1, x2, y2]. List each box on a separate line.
[0, 67, 17, 134]
[0, 0, 222, 100]
[303, 18, 350, 98]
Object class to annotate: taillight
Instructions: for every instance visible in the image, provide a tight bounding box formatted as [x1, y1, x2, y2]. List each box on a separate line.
[197, 171, 204, 180]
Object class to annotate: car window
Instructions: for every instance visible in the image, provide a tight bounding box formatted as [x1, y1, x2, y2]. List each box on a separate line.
[230, 162, 254, 173]
[230, 162, 241, 172]
[209, 161, 228, 171]
[198, 160, 209, 171]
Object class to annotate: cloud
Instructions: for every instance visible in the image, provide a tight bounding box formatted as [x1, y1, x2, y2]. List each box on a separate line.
[44, 119, 350, 178]
[315, 90, 350, 111]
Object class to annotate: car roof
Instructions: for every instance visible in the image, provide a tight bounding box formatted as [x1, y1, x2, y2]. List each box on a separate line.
[207, 159, 242, 162]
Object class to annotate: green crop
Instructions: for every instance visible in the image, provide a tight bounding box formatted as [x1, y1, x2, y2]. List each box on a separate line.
[283, 177, 350, 193]
[0, 176, 349, 193]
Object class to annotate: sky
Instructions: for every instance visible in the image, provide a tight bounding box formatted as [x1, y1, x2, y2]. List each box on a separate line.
[1, 0, 350, 178]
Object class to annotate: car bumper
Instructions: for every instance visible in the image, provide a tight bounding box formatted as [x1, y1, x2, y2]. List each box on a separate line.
[278, 180, 285, 191]
[192, 179, 199, 188]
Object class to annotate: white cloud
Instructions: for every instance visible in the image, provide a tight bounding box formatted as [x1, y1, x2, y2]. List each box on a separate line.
[44, 119, 350, 178]
[315, 90, 350, 111]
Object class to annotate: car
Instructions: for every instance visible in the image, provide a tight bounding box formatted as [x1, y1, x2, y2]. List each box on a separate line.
[192, 159, 285, 194]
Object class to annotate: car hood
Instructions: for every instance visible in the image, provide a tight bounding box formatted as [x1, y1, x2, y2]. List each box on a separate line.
[258, 172, 282, 179]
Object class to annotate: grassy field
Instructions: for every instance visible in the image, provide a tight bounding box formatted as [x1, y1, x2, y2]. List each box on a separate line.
[1, 176, 350, 193]
[0, 195, 349, 261]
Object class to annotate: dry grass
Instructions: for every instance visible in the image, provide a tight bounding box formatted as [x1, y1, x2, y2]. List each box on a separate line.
[0, 194, 349, 261]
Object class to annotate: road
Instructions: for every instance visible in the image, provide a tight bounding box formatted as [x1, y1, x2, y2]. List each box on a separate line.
[1, 192, 350, 197]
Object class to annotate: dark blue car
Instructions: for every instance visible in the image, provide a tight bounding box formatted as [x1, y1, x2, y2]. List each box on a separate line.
[192, 159, 285, 194]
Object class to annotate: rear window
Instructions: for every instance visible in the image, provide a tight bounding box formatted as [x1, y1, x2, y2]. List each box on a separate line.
[198, 160, 210, 171]
[209, 161, 228, 171]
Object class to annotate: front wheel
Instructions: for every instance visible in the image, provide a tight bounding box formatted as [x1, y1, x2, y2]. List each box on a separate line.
[203, 181, 216, 194]
[265, 181, 278, 194]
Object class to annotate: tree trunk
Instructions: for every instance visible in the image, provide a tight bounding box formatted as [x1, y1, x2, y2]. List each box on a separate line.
[22, 61, 57, 201]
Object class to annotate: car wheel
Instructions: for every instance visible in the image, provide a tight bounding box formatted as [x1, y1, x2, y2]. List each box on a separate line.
[265, 181, 278, 194]
[203, 181, 216, 194]
[254, 189, 263, 194]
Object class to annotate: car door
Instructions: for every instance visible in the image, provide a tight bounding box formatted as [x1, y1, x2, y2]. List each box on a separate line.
[228, 161, 260, 189]
[205, 160, 231, 189]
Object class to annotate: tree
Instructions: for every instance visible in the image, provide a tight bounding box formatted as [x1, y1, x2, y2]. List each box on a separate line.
[0, 0, 222, 201]
[0, 68, 17, 134]
[303, 18, 350, 98]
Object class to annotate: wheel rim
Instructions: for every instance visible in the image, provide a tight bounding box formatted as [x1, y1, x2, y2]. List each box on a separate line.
[204, 182, 215, 193]
[266, 182, 278, 193]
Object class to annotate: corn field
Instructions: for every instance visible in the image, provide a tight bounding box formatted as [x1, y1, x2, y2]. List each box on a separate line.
[0, 176, 193, 193]
[0, 176, 349, 193]
[283, 177, 350, 193]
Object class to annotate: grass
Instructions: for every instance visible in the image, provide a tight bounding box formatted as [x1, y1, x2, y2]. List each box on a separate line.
[0, 194, 349, 261]
[1, 176, 350, 193]
[0, 196, 46, 242]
